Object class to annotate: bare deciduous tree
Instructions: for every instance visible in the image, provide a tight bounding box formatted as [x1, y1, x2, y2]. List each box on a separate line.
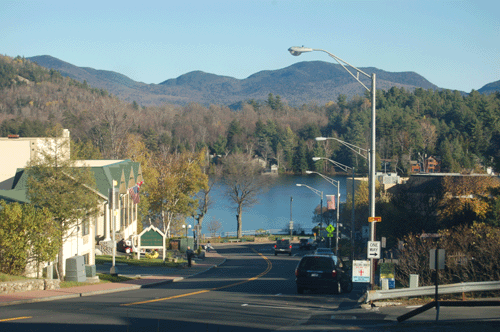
[222, 153, 271, 238]
[206, 217, 222, 238]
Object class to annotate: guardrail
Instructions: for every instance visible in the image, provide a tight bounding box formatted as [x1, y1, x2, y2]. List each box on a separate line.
[221, 229, 295, 237]
[366, 280, 500, 302]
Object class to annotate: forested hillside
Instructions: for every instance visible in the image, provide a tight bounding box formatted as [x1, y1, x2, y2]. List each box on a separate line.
[2, 54, 500, 175]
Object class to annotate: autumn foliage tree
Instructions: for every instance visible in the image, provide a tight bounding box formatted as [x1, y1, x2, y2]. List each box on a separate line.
[147, 149, 208, 236]
[438, 175, 500, 228]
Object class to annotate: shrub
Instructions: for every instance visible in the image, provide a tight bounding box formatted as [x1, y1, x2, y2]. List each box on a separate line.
[396, 223, 500, 287]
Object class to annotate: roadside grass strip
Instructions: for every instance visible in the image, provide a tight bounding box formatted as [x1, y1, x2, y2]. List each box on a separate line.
[121, 249, 272, 306]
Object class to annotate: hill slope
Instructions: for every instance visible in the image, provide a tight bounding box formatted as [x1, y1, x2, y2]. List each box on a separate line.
[478, 80, 500, 95]
[28, 55, 443, 107]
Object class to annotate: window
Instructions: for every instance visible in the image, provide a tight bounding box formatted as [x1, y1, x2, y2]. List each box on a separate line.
[82, 217, 90, 236]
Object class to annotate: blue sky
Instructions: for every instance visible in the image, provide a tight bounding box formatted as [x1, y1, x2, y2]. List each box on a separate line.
[1, 0, 499, 93]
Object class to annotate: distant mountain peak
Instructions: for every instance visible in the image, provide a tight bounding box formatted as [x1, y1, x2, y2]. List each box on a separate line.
[26, 55, 476, 107]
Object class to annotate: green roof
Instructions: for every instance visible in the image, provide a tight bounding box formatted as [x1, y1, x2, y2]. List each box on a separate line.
[1, 159, 141, 204]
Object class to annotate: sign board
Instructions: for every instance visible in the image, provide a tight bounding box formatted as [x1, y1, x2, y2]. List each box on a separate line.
[140, 229, 164, 247]
[361, 226, 369, 239]
[137, 225, 166, 261]
[289, 221, 293, 230]
[429, 249, 445, 270]
[326, 224, 335, 233]
[368, 216, 382, 222]
[379, 262, 395, 289]
[367, 241, 381, 259]
[352, 260, 370, 283]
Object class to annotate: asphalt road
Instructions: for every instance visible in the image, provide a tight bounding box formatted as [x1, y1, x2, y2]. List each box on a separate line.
[1, 243, 499, 331]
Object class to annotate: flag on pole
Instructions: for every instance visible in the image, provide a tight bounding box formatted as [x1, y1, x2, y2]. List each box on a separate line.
[128, 181, 144, 204]
[326, 195, 336, 210]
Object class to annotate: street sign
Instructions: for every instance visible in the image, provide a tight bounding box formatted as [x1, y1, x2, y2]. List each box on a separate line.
[327, 233, 334, 237]
[368, 217, 382, 222]
[352, 260, 370, 283]
[429, 249, 445, 270]
[367, 241, 381, 259]
[326, 224, 335, 233]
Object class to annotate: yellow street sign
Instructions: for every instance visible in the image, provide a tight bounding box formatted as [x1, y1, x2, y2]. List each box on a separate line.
[326, 224, 335, 233]
[368, 217, 382, 222]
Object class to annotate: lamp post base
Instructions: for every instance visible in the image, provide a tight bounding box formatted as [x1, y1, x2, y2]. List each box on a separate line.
[110, 266, 119, 276]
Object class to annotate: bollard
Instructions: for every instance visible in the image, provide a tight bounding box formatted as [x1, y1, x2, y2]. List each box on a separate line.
[382, 278, 389, 290]
[410, 274, 419, 288]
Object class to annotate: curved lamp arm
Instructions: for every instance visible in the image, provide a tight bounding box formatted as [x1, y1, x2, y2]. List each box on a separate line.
[288, 46, 371, 91]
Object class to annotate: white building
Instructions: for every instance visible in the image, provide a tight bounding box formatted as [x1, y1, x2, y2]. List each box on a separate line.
[0, 130, 142, 278]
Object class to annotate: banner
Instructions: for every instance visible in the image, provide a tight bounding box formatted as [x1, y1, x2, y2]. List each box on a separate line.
[326, 195, 336, 210]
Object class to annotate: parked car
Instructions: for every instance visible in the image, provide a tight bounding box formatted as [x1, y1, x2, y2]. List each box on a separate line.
[295, 254, 353, 294]
[274, 239, 292, 256]
[117, 239, 133, 254]
[299, 238, 317, 250]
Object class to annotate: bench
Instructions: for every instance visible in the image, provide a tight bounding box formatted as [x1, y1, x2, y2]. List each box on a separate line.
[228, 239, 241, 243]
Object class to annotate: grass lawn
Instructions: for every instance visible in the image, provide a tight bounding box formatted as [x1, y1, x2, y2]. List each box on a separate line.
[59, 273, 135, 288]
[0, 272, 30, 282]
[95, 255, 185, 267]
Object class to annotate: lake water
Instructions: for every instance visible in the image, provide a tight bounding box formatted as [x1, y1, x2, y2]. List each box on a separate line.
[187, 174, 349, 236]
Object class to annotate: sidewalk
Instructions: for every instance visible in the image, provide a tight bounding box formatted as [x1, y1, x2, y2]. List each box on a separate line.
[0, 251, 226, 307]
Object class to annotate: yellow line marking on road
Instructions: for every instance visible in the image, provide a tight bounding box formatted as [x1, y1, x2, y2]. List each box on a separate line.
[0, 316, 32, 322]
[121, 249, 272, 306]
[121, 289, 211, 306]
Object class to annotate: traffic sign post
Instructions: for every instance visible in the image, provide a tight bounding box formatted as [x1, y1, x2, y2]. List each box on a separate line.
[352, 260, 370, 283]
[326, 224, 335, 249]
[367, 241, 381, 259]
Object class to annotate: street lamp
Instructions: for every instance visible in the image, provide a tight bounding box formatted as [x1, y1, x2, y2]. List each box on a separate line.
[296, 184, 323, 241]
[182, 224, 192, 238]
[313, 157, 356, 261]
[290, 46, 377, 288]
[305, 171, 340, 255]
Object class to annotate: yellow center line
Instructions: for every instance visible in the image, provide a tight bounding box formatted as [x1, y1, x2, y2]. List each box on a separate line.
[121, 249, 272, 306]
[0, 316, 32, 322]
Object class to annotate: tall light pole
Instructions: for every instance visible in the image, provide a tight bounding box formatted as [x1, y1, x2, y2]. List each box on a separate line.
[305, 171, 340, 255]
[109, 180, 118, 276]
[182, 224, 192, 238]
[290, 46, 377, 288]
[296, 184, 323, 242]
[313, 157, 356, 261]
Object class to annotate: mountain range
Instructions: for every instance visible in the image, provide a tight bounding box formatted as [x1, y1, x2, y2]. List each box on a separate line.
[27, 55, 498, 108]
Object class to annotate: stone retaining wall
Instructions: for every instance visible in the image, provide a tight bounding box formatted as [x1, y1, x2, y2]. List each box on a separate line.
[0, 279, 60, 294]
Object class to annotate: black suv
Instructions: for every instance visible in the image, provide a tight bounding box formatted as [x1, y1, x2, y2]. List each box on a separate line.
[295, 254, 353, 294]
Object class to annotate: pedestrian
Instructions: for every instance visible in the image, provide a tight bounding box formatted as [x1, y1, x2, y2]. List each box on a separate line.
[206, 241, 214, 252]
[186, 246, 194, 267]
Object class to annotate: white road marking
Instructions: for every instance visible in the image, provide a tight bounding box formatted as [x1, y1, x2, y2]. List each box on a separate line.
[241, 303, 311, 311]
[331, 315, 357, 320]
